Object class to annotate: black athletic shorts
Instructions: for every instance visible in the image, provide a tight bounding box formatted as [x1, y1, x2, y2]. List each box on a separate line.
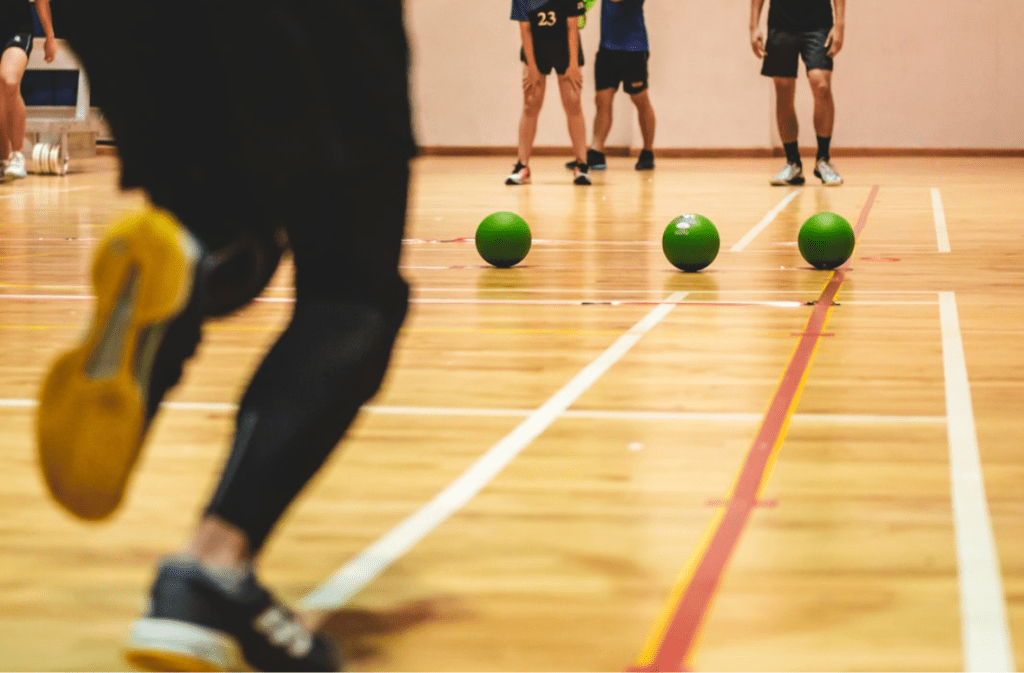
[760, 27, 833, 78]
[1, 31, 32, 56]
[0, 3, 34, 56]
[59, 0, 416, 251]
[595, 48, 649, 94]
[520, 40, 584, 76]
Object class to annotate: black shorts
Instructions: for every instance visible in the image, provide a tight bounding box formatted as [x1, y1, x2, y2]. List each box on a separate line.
[595, 48, 649, 94]
[760, 27, 833, 78]
[520, 41, 584, 76]
[59, 0, 415, 250]
[1, 31, 32, 56]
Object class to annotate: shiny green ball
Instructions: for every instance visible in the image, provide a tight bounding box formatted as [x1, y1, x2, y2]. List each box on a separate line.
[476, 212, 531, 268]
[662, 214, 720, 272]
[798, 212, 855, 270]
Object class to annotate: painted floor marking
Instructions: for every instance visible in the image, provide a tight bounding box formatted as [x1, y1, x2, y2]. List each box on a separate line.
[939, 291, 1015, 672]
[729, 189, 803, 252]
[0, 398, 945, 426]
[630, 185, 879, 672]
[299, 292, 688, 610]
[932, 187, 952, 253]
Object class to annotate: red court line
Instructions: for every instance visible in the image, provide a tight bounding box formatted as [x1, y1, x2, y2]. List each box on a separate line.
[631, 185, 879, 672]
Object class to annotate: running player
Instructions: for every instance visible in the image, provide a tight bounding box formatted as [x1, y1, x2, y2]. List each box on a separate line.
[0, 0, 56, 180]
[751, 0, 845, 185]
[37, 1, 415, 670]
[583, 0, 656, 171]
[507, 0, 592, 186]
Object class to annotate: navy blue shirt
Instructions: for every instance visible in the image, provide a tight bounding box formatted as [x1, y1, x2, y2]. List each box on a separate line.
[600, 0, 648, 52]
[512, 0, 586, 43]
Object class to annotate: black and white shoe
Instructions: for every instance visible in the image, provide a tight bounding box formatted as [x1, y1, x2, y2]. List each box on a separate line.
[770, 162, 805, 186]
[586, 148, 607, 170]
[573, 162, 592, 185]
[125, 556, 341, 672]
[505, 162, 531, 185]
[634, 149, 655, 171]
[814, 158, 844, 186]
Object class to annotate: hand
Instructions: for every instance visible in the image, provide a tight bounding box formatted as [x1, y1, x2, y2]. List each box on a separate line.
[44, 36, 57, 62]
[565, 64, 583, 90]
[750, 27, 766, 58]
[825, 25, 844, 58]
[523, 65, 544, 92]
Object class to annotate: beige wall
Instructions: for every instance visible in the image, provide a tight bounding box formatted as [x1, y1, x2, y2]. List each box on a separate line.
[407, 0, 1024, 150]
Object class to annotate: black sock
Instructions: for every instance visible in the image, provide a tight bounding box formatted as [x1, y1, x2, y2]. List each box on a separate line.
[816, 136, 831, 162]
[783, 141, 801, 166]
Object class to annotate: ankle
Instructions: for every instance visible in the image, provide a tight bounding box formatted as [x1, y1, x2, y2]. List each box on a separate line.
[185, 516, 252, 569]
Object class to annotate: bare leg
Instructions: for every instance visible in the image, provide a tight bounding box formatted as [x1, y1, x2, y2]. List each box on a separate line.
[807, 69, 835, 138]
[0, 47, 29, 159]
[772, 76, 799, 144]
[630, 89, 656, 151]
[591, 88, 615, 152]
[557, 72, 587, 162]
[518, 65, 546, 165]
[186, 516, 250, 568]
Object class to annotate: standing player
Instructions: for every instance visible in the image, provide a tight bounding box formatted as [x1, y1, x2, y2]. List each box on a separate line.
[507, 0, 592, 186]
[582, 0, 656, 171]
[750, 0, 845, 186]
[0, 0, 56, 180]
[36, 1, 415, 670]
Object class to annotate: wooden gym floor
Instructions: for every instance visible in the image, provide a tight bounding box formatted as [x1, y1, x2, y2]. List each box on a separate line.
[0, 155, 1022, 671]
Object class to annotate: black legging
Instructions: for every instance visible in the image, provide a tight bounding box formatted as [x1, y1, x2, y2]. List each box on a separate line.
[205, 168, 410, 553]
[60, 0, 414, 553]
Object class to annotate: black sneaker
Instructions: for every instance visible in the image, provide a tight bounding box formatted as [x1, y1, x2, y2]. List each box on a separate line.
[564, 159, 581, 170]
[505, 161, 531, 185]
[586, 148, 607, 170]
[573, 162, 592, 185]
[635, 149, 655, 171]
[125, 556, 341, 672]
[37, 209, 211, 521]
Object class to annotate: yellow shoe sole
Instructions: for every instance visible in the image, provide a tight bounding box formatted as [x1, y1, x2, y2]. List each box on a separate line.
[37, 209, 201, 521]
[125, 649, 228, 673]
[124, 618, 248, 672]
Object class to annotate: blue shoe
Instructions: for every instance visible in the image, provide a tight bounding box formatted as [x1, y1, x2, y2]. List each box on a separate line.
[634, 149, 655, 171]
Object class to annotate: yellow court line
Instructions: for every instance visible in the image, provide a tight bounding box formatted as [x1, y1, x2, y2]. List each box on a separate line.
[632, 271, 843, 670]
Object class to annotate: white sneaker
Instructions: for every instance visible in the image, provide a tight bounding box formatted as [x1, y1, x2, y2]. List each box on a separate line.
[505, 162, 531, 185]
[5, 151, 26, 180]
[814, 159, 844, 186]
[572, 163, 591, 185]
[770, 162, 805, 186]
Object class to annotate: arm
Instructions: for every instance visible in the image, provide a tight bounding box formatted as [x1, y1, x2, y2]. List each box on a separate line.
[519, 21, 544, 89]
[827, 0, 845, 57]
[565, 14, 582, 86]
[750, 0, 767, 57]
[34, 0, 58, 62]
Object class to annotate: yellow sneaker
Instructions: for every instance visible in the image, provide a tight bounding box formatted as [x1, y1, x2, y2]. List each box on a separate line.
[37, 209, 207, 520]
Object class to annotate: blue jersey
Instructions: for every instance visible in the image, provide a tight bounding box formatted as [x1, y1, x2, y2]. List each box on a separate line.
[599, 0, 648, 52]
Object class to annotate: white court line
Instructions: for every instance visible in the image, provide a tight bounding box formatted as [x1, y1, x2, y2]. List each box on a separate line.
[939, 291, 1015, 672]
[729, 189, 803, 252]
[417, 288, 943, 295]
[0, 185, 94, 200]
[932, 188, 952, 253]
[0, 291, 938, 308]
[0, 398, 945, 425]
[298, 291, 688, 609]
